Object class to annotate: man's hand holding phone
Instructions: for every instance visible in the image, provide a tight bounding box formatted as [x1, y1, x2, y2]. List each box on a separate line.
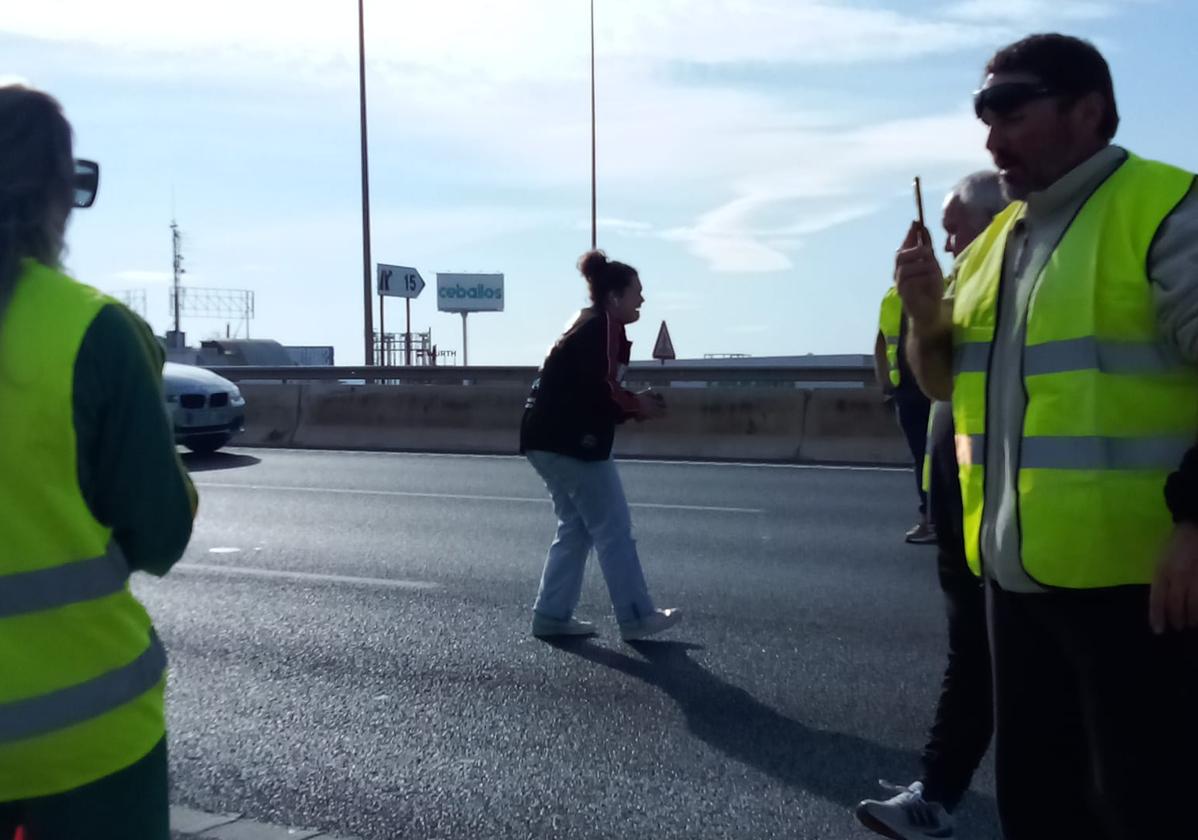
[895, 223, 946, 330]
[896, 176, 948, 335]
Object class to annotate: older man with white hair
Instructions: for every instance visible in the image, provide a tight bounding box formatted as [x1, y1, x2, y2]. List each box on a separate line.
[857, 170, 1007, 840]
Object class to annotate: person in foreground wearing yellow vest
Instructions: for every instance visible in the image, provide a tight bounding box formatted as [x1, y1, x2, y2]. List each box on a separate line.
[874, 289, 936, 544]
[896, 34, 1198, 840]
[0, 86, 197, 839]
[857, 171, 1007, 840]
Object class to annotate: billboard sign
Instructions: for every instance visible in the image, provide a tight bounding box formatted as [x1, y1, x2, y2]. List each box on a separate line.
[436, 273, 504, 313]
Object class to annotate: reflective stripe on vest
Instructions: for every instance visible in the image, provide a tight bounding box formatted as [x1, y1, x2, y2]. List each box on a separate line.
[0, 261, 166, 801]
[950, 153, 1198, 588]
[0, 543, 129, 619]
[878, 288, 903, 387]
[956, 433, 1191, 471]
[956, 338, 1185, 377]
[921, 404, 945, 495]
[0, 632, 165, 744]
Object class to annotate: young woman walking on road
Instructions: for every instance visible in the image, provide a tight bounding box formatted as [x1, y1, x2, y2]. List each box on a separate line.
[520, 250, 680, 642]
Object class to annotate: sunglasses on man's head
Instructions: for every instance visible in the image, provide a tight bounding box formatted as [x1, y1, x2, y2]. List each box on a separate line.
[73, 159, 99, 208]
[973, 82, 1058, 120]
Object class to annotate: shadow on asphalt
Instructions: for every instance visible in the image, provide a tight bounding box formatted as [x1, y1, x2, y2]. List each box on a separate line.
[181, 451, 262, 473]
[545, 637, 998, 829]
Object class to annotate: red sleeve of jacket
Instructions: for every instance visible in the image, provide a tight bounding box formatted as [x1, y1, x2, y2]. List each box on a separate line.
[601, 312, 642, 421]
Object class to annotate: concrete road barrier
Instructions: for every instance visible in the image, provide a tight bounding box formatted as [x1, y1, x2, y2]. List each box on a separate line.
[237, 383, 302, 447]
[614, 387, 809, 461]
[235, 383, 910, 465]
[798, 389, 909, 464]
[291, 383, 524, 454]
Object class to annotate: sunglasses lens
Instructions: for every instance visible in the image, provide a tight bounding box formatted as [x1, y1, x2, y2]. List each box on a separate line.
[73, 160, 99, 208]
[974, 84, 1051, 119]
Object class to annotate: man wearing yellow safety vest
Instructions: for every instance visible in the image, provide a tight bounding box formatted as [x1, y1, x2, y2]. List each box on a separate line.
[875, 282, 935, 544]
[897, 35, 1198, 839]
[0, 86, 196, 839]
[857, 171, 1007, 840]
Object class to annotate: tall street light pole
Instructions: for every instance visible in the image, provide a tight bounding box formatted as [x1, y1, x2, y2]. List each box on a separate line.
[358, 0, 375, 365]
[590, 0, 597, 250]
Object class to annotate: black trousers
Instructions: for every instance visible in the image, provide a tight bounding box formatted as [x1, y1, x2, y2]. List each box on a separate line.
[893, 387, 930, 516]
[918, 545, 992, 811]
[919, 403, 992, 811]
[987, 581, 1198, 840]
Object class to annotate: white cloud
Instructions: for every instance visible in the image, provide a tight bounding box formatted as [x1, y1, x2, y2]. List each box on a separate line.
[600, 107, 989, 272]
[109, 269, 172, 285]
[369, 56, 992, 272]
[6, 1, 1131, 277]
[212, 205, 557, 254]
[2, 1, 1002, 76]
[651, 291, 705, 313]
[600, 1, 996, 66]
[597, 218, 654, 233]
[657, 201, 874, 273]
[944, 0, 1120, 22]
[574, 217, 655, 234]
[661, 227, 795, 273]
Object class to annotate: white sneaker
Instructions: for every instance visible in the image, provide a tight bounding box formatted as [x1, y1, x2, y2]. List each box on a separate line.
[855, 781, 954, 839]
[905, 521, 938, 545]
[531, 614, 598, 638]
[619, 608, 682, 641]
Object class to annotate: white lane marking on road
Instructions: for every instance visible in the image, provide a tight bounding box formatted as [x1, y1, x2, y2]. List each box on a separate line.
[175, 562, 440, 590]
[193, 482, 763, 514]
[208, 547, 240, 554]
[230, 448, 906, 471]
[620, 459, 909, 472]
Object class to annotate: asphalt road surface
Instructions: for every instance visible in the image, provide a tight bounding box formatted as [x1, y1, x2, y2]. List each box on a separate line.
[139, 448, 999, 840]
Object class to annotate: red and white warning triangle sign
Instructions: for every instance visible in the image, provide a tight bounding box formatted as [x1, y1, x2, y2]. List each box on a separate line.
[652, 320, 676, 361]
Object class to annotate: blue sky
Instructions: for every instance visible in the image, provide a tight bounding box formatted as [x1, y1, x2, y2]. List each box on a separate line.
[5, 0, 1195, 365]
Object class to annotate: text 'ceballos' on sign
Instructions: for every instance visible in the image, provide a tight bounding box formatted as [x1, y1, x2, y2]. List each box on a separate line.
[435, 273, 504, 313]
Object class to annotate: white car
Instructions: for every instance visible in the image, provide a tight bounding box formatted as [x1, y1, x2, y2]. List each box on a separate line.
[163, 362, 246, 453]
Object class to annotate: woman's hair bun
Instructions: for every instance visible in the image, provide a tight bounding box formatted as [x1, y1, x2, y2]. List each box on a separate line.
[577, 249, 609, 281]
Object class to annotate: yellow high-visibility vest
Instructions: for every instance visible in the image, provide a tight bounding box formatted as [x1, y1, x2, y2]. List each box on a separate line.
[951, 154, 1198, 587]
[878, 287, 903, 388]
[0, 260, 166, 800]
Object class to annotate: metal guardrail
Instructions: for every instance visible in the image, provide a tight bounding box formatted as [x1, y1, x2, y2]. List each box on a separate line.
[207, 364, 877, 386]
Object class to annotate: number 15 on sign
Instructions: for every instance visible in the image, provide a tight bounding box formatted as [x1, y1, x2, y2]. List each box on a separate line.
[377, 264, 426, 299]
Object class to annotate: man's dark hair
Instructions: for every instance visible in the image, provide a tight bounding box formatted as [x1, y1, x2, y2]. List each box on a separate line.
[986, 33, 1119, 140]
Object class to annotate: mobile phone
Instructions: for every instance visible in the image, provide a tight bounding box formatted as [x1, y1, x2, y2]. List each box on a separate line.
[913, 176, 925, 228]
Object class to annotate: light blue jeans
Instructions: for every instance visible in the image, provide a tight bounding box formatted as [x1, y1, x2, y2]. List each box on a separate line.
[526, 450, 656, 624]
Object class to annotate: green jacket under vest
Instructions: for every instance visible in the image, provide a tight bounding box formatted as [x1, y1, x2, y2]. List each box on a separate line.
[951, 153, 1198, 589]
[1, 260, 195, 801]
